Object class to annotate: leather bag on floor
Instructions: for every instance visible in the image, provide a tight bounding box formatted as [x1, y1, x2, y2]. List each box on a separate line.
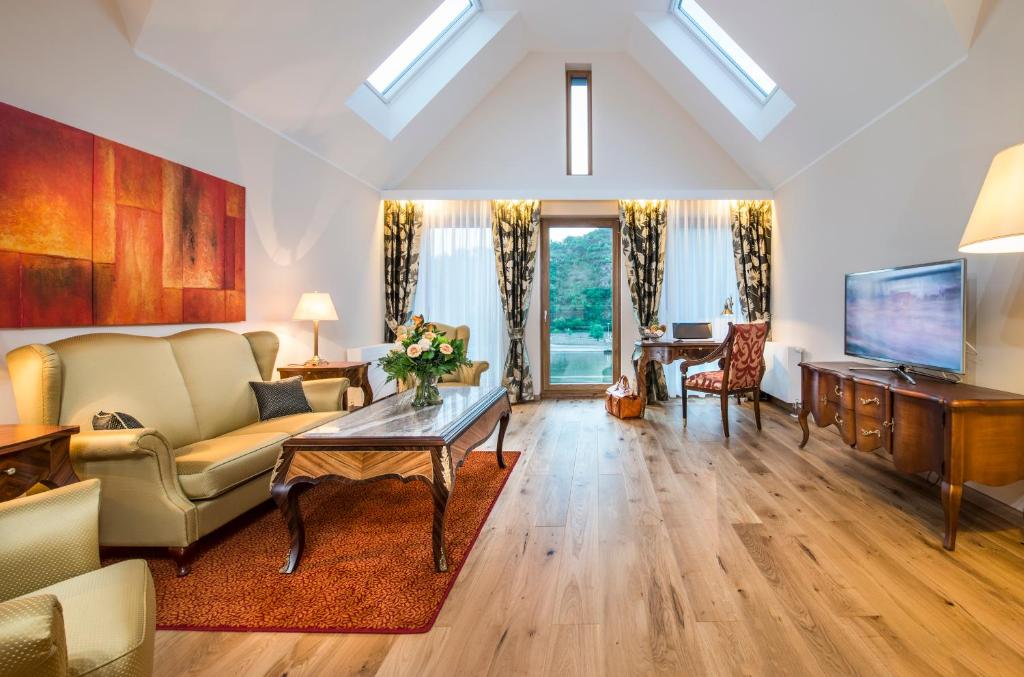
[605, 376, 642, 419]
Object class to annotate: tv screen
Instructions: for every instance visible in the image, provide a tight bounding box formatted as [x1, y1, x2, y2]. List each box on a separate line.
[845, 259, 965, 373]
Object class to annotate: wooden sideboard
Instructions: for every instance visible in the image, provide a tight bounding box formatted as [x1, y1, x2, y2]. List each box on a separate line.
[798, 362, 1024, 550]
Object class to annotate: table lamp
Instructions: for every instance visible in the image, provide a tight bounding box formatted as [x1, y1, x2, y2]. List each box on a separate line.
[959, 142, 1024, 253]
[293, 292, 338, 366]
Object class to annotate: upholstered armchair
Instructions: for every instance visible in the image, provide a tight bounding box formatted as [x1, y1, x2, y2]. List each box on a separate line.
[680, 322, 770, 437]
[397, 323, 490, 390]
[0, 480, 155, 677]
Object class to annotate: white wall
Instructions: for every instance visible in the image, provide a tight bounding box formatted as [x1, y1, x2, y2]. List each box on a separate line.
[395, 51, 765, 196]
[773, 0, 1024, 509]
[0, 0, 383, 422]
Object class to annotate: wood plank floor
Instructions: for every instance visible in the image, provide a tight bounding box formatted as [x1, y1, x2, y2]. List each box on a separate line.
[154, 397, 1024, 676]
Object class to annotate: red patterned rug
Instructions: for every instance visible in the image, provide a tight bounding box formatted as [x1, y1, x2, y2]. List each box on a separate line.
[120, 451, 518, 634]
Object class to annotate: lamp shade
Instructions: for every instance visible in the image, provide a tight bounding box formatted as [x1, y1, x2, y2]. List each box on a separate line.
[959, 142, 1024, 253]
[292, 292, 338, 321]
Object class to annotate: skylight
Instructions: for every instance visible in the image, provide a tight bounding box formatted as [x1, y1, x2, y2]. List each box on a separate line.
[366, 0, 478, 101]
[674, 0, 777, 101]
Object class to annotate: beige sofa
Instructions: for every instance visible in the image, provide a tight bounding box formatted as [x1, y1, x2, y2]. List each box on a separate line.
[6, 329, 349, 574]
[0, 480, 155, 677]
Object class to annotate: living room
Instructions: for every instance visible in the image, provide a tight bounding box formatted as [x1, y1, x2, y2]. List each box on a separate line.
[1, 1, 1023, 675]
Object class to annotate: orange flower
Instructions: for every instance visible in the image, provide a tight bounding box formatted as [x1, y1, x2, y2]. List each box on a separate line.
[412, 314, 425, 327]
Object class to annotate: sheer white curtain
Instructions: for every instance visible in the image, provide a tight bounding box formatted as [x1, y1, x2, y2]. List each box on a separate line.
[659, 200, 744, 397]
[411, 200, 507, 375]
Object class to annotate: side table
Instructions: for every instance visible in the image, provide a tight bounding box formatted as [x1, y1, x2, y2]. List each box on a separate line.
[0, 424, 81, 502]
[278, 361, 373, 410]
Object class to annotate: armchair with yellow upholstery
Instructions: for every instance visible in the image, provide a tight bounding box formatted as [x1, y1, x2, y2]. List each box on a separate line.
[6, 329, 349, 575]
[0, 480, 155, 677]
[398, 323, 490, 390]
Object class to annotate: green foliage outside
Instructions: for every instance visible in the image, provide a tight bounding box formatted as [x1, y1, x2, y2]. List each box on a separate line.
[549, 229, 612, 336]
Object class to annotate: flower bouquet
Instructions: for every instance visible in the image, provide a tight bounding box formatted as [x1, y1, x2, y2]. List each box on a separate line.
[378, 315, 471, 407]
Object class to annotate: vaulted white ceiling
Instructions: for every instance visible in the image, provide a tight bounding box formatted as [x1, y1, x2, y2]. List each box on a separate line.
[116, 0, 982, 192]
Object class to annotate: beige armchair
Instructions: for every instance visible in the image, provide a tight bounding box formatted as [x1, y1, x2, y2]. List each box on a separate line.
[0, 480, 155, 677]
[397, 323, 491, 390]
[6, 329, 349, 575]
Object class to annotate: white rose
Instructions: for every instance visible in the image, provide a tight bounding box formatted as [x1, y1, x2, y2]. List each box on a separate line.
[406, 344, 423, 358]
[391, 341, 405, 352]
[439, 343, 454, 355]
[417, 338, 432, 351]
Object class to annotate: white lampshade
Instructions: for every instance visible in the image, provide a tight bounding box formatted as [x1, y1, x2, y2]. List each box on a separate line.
[292, 292, 338, 321]
[959, 142, 1024, 253]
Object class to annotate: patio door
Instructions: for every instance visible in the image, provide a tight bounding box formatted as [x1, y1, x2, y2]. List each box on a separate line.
[540, 217, 620, 397]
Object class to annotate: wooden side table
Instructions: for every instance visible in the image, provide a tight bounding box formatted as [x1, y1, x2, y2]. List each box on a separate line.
[277, 361, 373, 410]
[0, 424, 81, 502]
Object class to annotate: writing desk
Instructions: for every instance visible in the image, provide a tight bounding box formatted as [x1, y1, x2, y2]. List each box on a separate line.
[631, 339, 722, 415]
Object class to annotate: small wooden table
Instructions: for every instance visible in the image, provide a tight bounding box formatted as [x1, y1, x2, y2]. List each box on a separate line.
[0, 424, 81, 502]
[277, 360, 373, 410]
[631, 339, 722, 415]
[272, 385, 512, 574]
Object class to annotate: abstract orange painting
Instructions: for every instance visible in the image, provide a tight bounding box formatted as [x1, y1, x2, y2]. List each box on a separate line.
[0, 101, 245, 328]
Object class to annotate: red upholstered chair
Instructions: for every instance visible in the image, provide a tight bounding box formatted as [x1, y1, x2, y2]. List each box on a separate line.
[680, 322, 769, 437]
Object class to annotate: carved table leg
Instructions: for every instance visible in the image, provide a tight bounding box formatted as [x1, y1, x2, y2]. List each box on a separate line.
[495, 408, 510, 469]
[941, 480, 963, 551]
[798, 406, 810, 448]
[430, 446, 453, 573]
[273, 482, 308, 574]
[634, 351, 649, 416]
[359, 367, 374, 407]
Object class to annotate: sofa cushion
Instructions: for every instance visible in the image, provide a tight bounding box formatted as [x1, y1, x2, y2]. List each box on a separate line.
[167, 329, 264, 441]
[249, 377, 312, 421]
[225, 411, 344, 438]
[174, 433, 287, 500]
[49, 333, 201, 449]
[20, 560, 154, 677]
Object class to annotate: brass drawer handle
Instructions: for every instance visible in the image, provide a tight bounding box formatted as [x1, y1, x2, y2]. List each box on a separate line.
[834, 385, 842, 397]
[3, 467, 15, 476]
[820, 396, 828, 405]
[883, 419, 895, 430]
[860, 428, 881, 437]
[859, 397, 880, 406]
[834, 413, 845, 426]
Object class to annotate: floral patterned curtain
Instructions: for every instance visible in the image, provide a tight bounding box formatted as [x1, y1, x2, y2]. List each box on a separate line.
[383, 200, 423, 341]
[619, 200, 669, 402]
[491, 200, 540, 403]
[731, 200, 772, 324]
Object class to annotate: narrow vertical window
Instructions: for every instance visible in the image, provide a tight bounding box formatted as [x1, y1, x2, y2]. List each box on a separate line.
[566, 70, 592, 176]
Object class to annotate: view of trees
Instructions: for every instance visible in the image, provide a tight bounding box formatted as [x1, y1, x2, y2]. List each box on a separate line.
[548, 229, 612, 338]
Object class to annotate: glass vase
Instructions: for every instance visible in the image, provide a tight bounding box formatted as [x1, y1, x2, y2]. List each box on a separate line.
[411, 373, 443, 408]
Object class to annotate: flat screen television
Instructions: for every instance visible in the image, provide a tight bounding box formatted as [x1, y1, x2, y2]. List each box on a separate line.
[845, 259, 965, 374]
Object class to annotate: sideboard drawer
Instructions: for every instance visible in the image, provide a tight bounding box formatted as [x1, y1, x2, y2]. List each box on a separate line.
[854, 382, 887, 417]
[835, 408, 857, 446]
[823, 374, 854, 410]
[854, 416, 888, 453]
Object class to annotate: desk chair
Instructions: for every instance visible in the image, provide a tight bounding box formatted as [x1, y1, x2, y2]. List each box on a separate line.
[680, 322, 769, 437]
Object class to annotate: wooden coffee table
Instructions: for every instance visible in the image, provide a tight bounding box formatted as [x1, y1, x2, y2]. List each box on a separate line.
[271, 385, 512, 574]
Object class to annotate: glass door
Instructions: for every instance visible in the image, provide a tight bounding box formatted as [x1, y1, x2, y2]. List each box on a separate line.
[540, 218, 620, 397]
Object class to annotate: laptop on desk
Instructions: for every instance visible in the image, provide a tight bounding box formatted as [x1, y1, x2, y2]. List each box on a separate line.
[672, 322, 713, 340]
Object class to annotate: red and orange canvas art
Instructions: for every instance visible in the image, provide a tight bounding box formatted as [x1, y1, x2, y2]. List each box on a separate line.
[0, 101, 245, 327]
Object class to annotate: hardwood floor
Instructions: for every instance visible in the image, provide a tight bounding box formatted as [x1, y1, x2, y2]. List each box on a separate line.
[154, 397, 1024, 676]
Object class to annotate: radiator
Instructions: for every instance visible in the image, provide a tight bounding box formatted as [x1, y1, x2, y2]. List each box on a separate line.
[346, 344, 397, 403]
[761, 341, 804, 404]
